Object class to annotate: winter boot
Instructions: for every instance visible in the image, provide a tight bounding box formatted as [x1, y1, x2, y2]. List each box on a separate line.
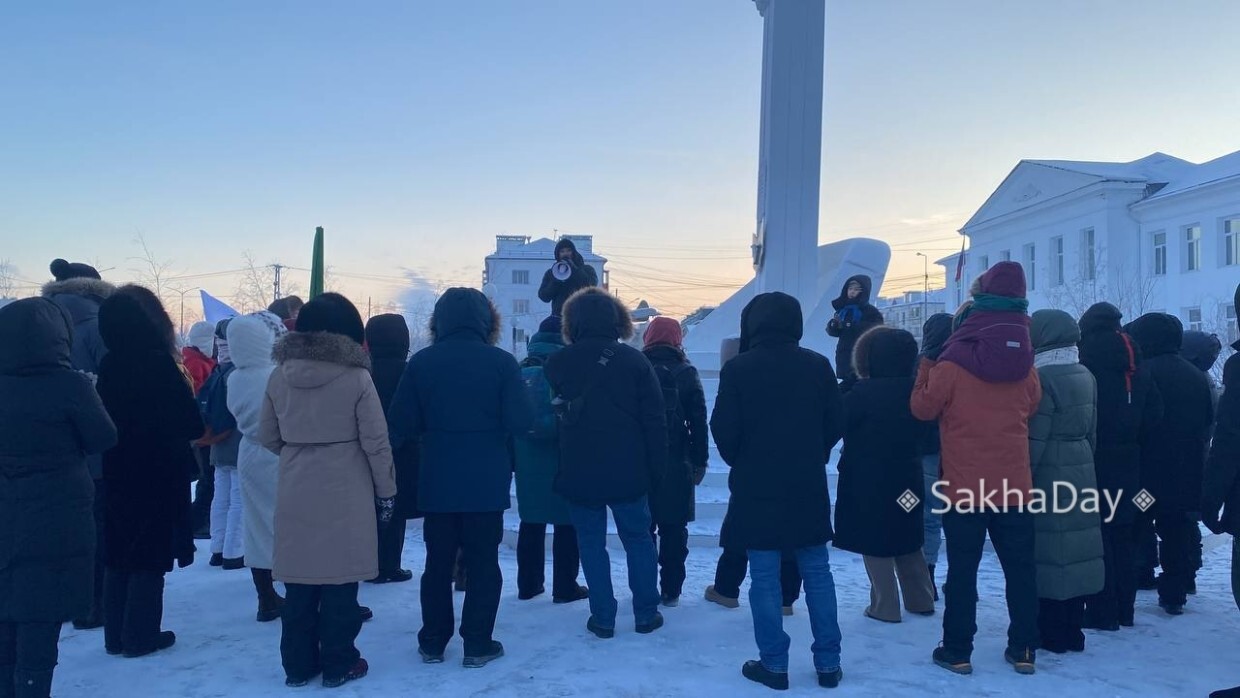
[928, 564, 939, 602]
[13, 670, 53, 698]
[1004, 647, 1036, 675]
[742, 660, 789, 691]
[1159, 600, 1185, 616]
[322, 658, 368, 688]
[221, 556, 245, 571]
[932, 646, 972, 675]
[208, 553, 224, 567]
[518, 586, 545, 601]
[552, 585, 589, 604]
[661, 593, 680, 608]
[368, 569, 414, 585]
[359, 606, 374, 622]
[818, 667, 843, 689]
[123, 631, 176, 659]
[251, 568, 284, 623]
[462, 641, 504, 669]
[705, 585, 740, 609]
[586, 617, 615, 640]
[635, 612, 665, 635]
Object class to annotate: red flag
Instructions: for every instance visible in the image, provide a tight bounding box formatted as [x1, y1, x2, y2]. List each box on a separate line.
[954, 236, 967, 282]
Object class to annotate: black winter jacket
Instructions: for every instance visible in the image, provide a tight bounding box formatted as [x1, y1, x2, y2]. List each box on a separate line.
[0, 299, 117, 622]
[713, 292, 844, 551]
[826, 274, 883, 388]
[538, 239, 600, 317]
[366, 314, 421, 520]
[915, 313, 954, 457]
[1201, 283, 1240, 535]
[643, 345, 709, 526]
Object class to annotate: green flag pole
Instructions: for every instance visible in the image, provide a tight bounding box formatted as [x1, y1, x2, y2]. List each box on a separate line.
[309, 226, 325, 299]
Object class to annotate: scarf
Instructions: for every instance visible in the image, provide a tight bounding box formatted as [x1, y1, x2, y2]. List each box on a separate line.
[954, 293, 1029, 331]
[1034, 346, 1079, 369]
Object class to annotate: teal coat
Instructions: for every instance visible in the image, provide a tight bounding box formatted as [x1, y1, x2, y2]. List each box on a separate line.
[514, 333, 572, 526]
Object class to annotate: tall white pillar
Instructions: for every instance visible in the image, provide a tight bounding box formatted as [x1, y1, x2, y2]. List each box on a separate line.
[752, 0, 825, 307]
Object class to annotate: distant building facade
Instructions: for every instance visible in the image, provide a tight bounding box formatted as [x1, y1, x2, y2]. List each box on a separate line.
[877, 290, 947, 341]
[939, 150, 1240, 347]
[483, 234, 608, 358]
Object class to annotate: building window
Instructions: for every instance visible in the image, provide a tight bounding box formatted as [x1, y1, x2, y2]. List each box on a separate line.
[1185, 225, 1202, 271]
[1227, 303, 1238, 343]
[512, 299, 530, 316]
[978, 254, 989, 276]
[1023, 243, 1036, 291]
[512, 270, 529, 285]
[1000, 249, 1011, 262]
[1152, 231, 1167, 276]
[1185, 307, 1202, 332]
[514, 328, 528, 345]
[1081, 228, 1096, 281]
[1052, 236, 1065, 286]
[1225, 219, 1240, 267]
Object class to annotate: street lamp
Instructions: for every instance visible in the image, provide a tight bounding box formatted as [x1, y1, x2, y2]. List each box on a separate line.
[170, 286, 201, 337]
[915, 253, 929, 335]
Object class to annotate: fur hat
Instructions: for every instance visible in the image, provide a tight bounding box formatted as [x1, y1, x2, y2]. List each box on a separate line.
[561, 287, 634, 344]
[49, 258, 101, 282]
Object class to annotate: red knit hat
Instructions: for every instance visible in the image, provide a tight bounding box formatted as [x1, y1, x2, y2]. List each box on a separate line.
[643, 316, 683, 349]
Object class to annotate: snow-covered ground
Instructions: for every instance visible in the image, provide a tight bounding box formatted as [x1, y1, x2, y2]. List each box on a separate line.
[53, 527, 1239, 697]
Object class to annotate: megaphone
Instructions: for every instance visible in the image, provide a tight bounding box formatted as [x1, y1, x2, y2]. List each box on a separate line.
[551, 260, 573, 281]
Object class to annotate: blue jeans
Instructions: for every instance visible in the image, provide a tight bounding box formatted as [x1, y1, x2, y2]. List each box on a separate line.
[748, 546, 842, 673]
[922, 454, 943, 566]
[568, 497, 660, 628]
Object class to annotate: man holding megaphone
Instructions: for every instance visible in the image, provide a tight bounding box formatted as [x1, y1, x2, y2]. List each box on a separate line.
[539, 238, 599, 317]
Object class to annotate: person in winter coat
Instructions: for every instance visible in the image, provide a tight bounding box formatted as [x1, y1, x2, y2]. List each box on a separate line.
[1125, 312, 1215, 616]
[1077, 303, 1162, 631]
[1027, 310, 1104, 654]
[183, 321, 217, 394]
[917, 313, 954, 600]
[513, 316, 588, 604]
[260, 292, 397, 688]
[834, 327, 935, 624]
[226, 312, 288, 623]
[642, 316, 710, 607]
[910, 261, 1042, 676]
[0, 298, 117, 697]
[268, 296, 305, 333]
[544, 287, 667, 639]
[1181, 329, 1224, 589]
[97, 285, 203, 658]
[364, 314, 421, 585]
[538, 238, 599, 317]
[41, 258, 115, 631]
[826, 275, 883, 390]
[183, 320, 216, 541]
[711, 292, 845, 691]
[387, 288, 532, 668]
[198, 319, 245, 569]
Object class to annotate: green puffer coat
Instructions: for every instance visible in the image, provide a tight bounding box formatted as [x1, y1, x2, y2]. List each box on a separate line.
[514, 332, 572, 526]
[1029, 309, 1104, 601]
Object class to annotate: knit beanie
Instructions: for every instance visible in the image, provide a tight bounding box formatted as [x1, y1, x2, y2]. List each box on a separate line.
[538, 316, 562, 335]
[49, 258, 102, 281]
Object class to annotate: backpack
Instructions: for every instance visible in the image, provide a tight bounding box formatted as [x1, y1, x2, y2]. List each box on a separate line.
[520, 355, 558, 441]
[198, 363, 237, 433]
[654, 362, 689, 444]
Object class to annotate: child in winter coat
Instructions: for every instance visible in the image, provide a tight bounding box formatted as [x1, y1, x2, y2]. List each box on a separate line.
[833, 327, 934, 623]
[1028, 310, 1104, 653]
[199, 319, 244, 569]
[0, 298, 117, 696]
[826, 275, 883, 390]
[182, 321, 216, 394]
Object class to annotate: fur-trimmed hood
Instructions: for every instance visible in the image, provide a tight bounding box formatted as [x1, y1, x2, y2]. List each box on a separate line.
[41, 277, 116, 303]
[430, 287, 501, 345]
[562, 287, 633, 343]
[853, 326, 917, 379]
[273, 331, 371, 390]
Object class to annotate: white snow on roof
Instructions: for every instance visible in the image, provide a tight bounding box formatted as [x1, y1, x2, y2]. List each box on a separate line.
[485, 236, 607, 262]
[1024, 151, 1195, 184]
[1141, 149, 1240, 201]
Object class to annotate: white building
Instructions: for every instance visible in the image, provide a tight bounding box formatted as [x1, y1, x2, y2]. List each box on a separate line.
[939, 150, 1240, 346]
[877, 289, 947, 341]
[483, 234, 608, 358]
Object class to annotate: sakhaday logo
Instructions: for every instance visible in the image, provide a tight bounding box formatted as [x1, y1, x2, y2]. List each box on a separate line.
[1133, 489, 1156, 512]
[897, 489, 921, 513]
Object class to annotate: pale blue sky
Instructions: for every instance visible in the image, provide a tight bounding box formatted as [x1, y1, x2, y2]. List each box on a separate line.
[3, 0, 1239, 316]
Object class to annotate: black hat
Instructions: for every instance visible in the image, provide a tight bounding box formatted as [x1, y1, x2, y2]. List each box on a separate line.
[49, 258, 101, 281]
[295, 293, 366, 345]
[538, 316, 562, 335]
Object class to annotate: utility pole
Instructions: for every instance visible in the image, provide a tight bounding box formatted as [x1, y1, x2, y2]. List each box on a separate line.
[171, 286, 201, 337]
[916, 252, 929, 337]
[272, 263, 284, 301]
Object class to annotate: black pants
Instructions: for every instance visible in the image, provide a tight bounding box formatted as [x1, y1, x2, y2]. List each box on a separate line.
[941, 510, 1038, 656]
[78, 478, 107, 625]
[191, 446, 214, 533]
[713, 547, 802, 605]
[651, 523, 689, 599]
[1154, 510, 1194, 606]
[419, 512, 503, 656]
[377, 518, 408, 575]
[281, 583, 361, 682]
[516, 522, 581, 599]
[0, 622, 60, 672]
[1084, 522, 1137, 627]
[102, 568, 165, 655]
[1038, 597, 1086, 652]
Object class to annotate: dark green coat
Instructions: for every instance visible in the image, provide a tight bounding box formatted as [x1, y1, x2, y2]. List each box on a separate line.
[1029, 309, 1104, 601]
[514, 333, 572, 526]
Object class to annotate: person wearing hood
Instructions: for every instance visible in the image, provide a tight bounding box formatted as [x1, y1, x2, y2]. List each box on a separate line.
[260, 293, 396, 688]
[226, 312, 288, 623]
[1125, 312, 1215, 616]
[918, 312, 954, 599]
[1181, 330, 1224, 590]
[363, 314, 421, 586]
[1076, 303, 1162, 631]
[642, 316, 710, 607]
[1201, 284, 1240, 698]
[513, 316, 588, 604]
[42, 258, 116, 631]
[0, 298, 117, 696]
[833, 327, 935, 624]
[186, 321, 217, 541]
[268, 296, 305, 333]
[825, 275, 883, 390]
[96, 285, 204, 659]
[1027, 310, 1103, 654]
[183, 321, 217, 394]
[544, 287, 667, 640]
[537, 238, 599, 317]
[910, 261, 1041, 676]
[711, 292, 845, 691]
[198, 319, 245, 569]
[387, 288, 532, 668]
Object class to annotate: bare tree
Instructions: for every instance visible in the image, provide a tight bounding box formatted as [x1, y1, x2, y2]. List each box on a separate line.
[1045, 248, 1157, 320]
[0, 259, 17, 299]
[233, 253, 304, 313]
[129, 233, 177, 301]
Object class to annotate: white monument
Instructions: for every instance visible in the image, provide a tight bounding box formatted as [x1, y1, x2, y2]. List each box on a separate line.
[682, 0, 891, 370]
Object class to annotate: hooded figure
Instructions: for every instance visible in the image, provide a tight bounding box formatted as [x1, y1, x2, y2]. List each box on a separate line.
[363, 313, 420, 584]
[386, 287, 531, 665]
[183, 321, 217, 394]
[96, 285, 204, 658]
[41, 259, 114, 382]
[1181, 330, 1224, 414]
[1124, 312, 1215, 614]
[1027, 309, 1103, 653]
[1076, 302, 1162, 630]
[1202, 283, 1240, 539]
[538, 238, 599, 317]
[226, 312, 288, 621]
[0, 299, 117, 694]
[826, 275, 883, 387]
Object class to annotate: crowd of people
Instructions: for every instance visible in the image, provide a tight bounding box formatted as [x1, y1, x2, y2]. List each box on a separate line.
[0, 254, 1238, 696]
